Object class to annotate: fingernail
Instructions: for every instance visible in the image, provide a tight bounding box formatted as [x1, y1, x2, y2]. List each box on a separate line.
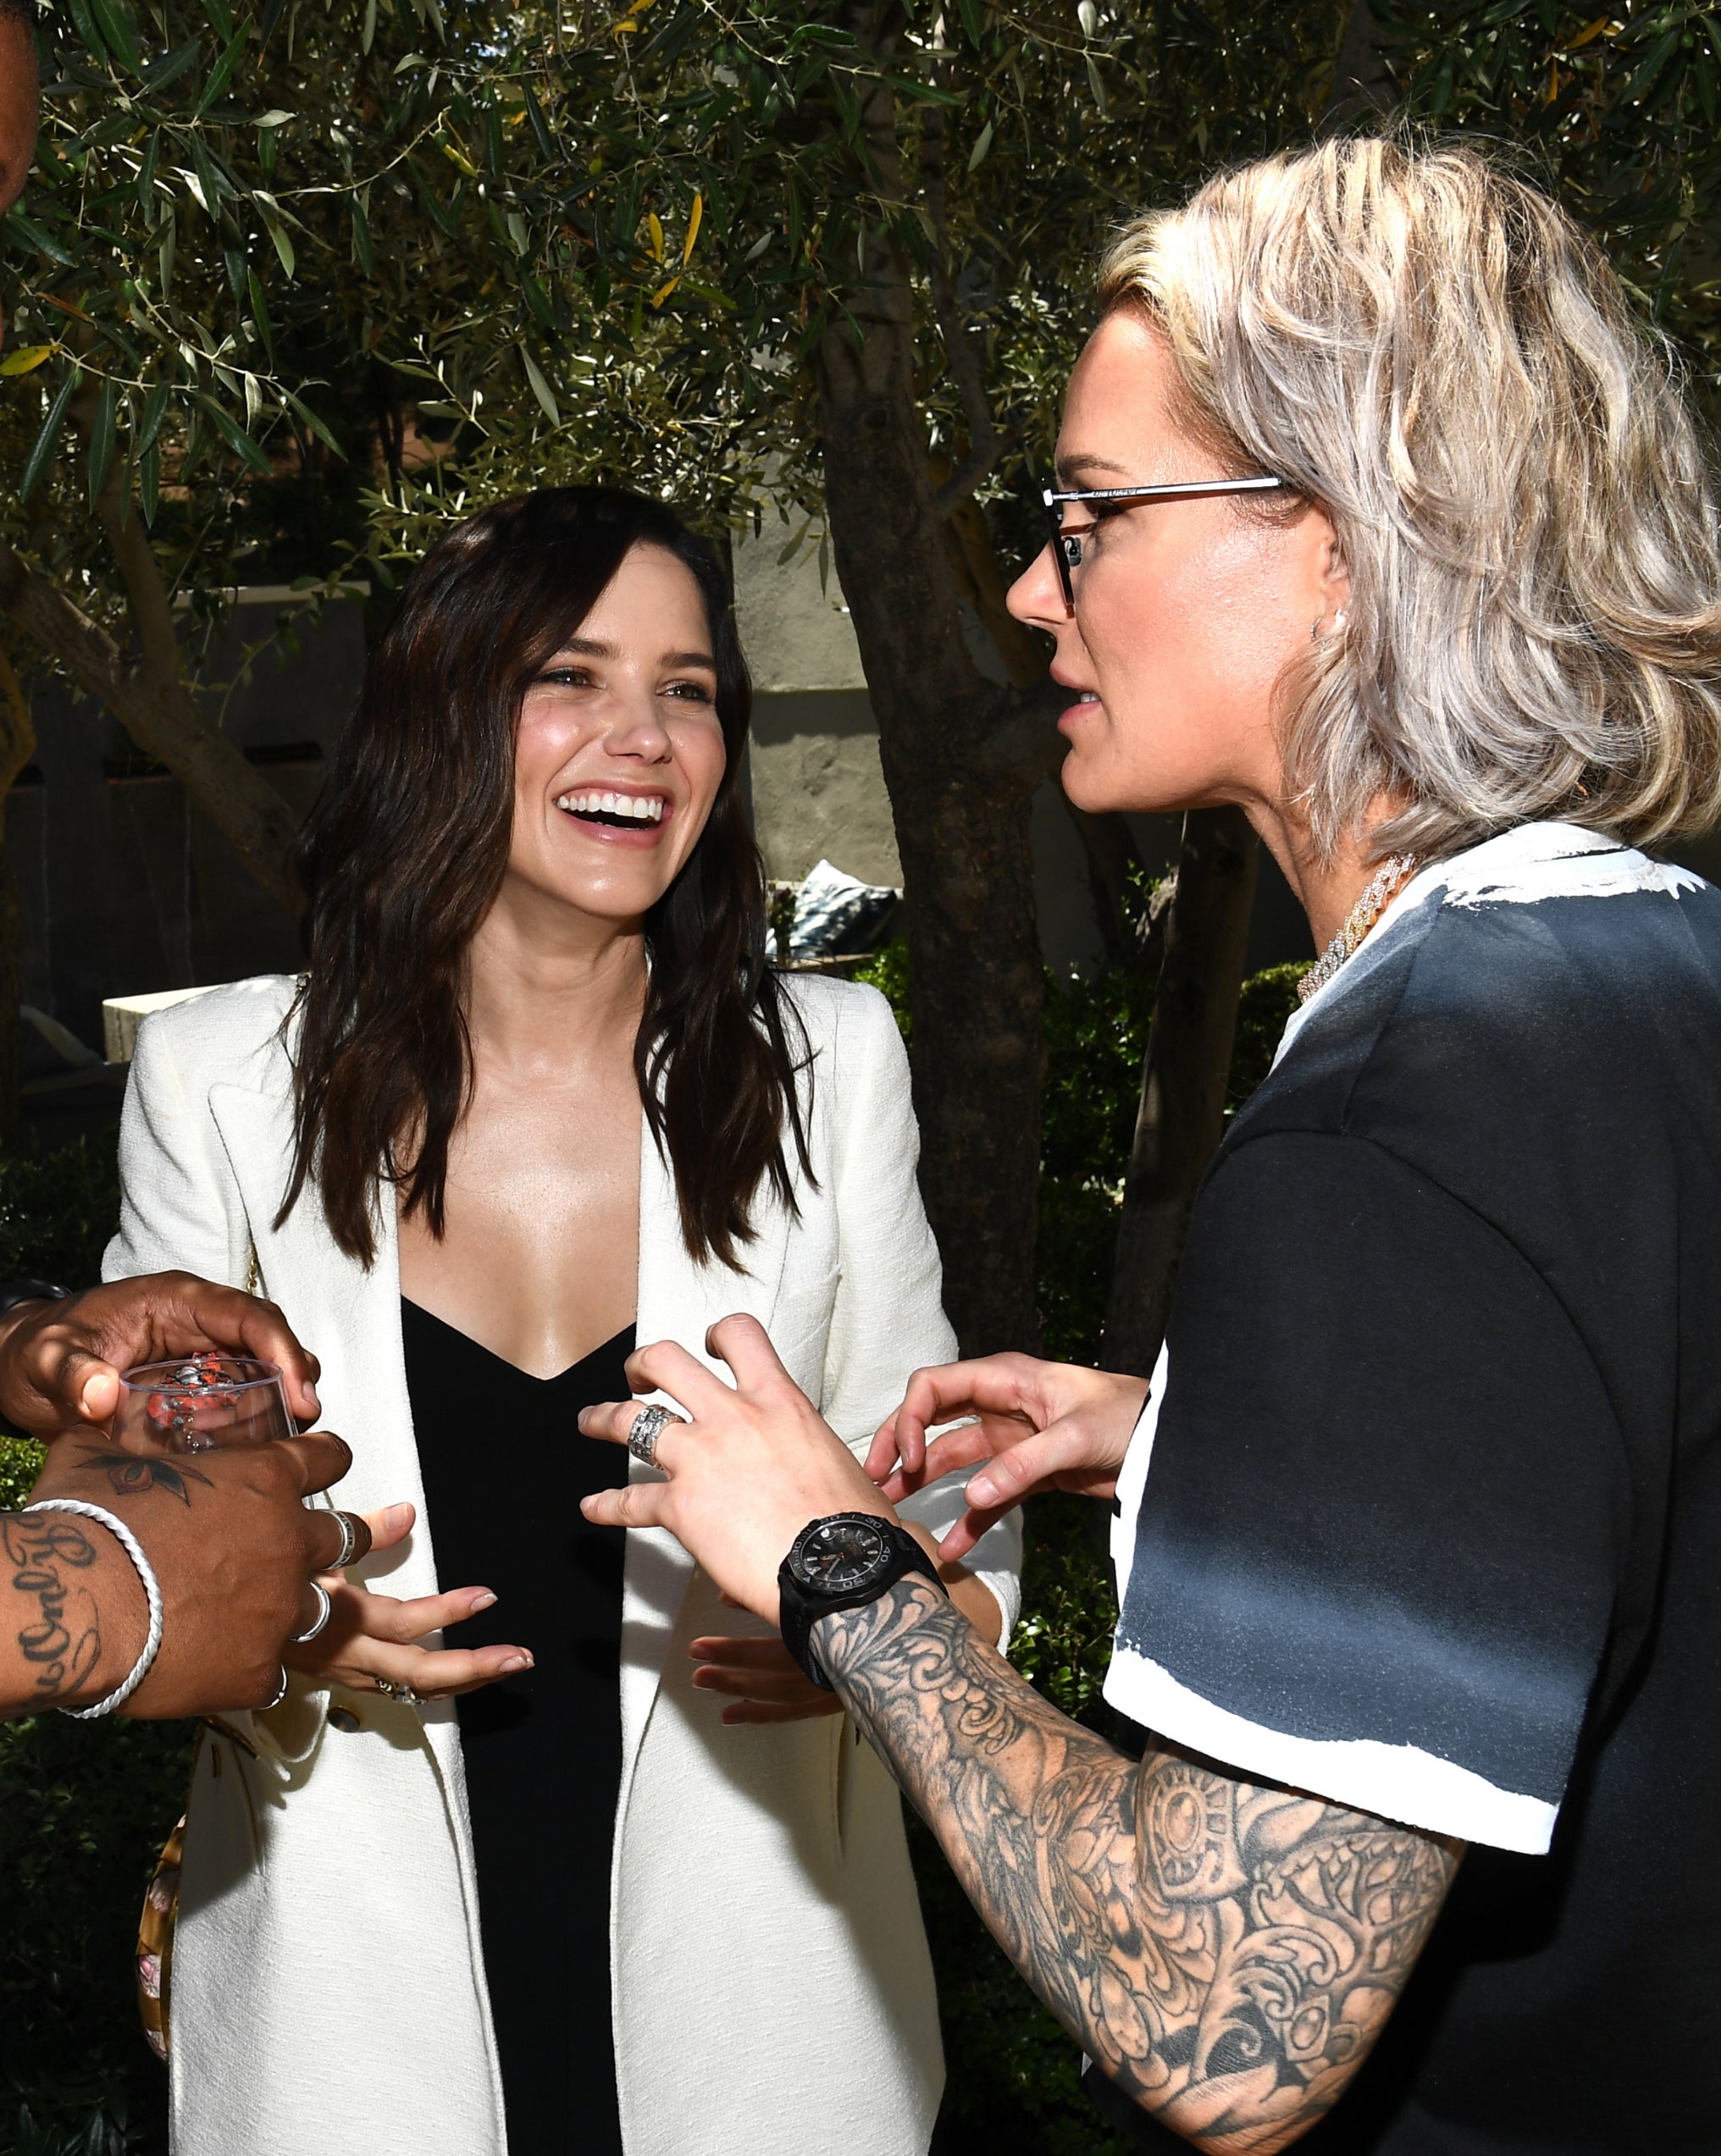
[501, 1653, 533, 1672]
[305, 1386, 321, 1415]
[968, 1478, 994, 1506]
[470, 1590, 497, 1612]
[689, 1641, 713, 1659]
[80, 1378, 103, 1417]
[385, 1503, 413, 1533]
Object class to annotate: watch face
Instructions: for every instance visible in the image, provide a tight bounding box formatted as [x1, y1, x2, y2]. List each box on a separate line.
[794, 1516, 891, 1595]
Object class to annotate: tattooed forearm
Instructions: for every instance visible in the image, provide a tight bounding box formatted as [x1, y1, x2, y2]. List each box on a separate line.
[817, 1584, 1463, 2153]
[2, 1509, 104, 1705]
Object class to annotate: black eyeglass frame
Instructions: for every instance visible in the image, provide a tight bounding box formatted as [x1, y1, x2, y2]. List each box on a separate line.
[1040, 478, 1287, 606]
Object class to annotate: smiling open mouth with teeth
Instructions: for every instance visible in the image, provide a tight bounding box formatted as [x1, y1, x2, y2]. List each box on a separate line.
[555, 789, 667, 827]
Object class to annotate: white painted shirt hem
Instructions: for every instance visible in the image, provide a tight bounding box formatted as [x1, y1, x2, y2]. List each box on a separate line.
[1102, 1644, 1558, 1855]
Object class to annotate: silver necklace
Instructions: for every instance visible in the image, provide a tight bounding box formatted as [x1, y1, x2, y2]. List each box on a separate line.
[1298, 854, 1419, 1004]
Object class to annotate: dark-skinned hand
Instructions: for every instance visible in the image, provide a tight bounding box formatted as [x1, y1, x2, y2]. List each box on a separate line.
[0, 1271, 322, 1440]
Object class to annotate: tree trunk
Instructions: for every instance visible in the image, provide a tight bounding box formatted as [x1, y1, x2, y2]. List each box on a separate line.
[816, 8, 1059, 1353]
[0, 545, 299, 913]
[1102, 806, 1259, 1375]
[1325, 0, 1394, 128]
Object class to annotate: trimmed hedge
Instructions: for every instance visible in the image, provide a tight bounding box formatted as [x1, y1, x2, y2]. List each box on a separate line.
[0, 958, 1303, 2155]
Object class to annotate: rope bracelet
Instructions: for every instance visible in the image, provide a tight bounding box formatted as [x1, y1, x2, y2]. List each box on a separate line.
[21, 1500, 166, 1719]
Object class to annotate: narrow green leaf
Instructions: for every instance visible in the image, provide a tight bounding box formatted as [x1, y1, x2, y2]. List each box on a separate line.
[257, 201, 296, 279]
[362, 0, 378, 53]
[246, 267, 275, 362]
[1077, 0, 1099, 38]
[188, 137, 226, 218]
[59, 0, 106, 66]
[967, 117, 994, 171]
[350, 196, 374, 276]
[956, 0, 985, 47]
[1085, 51, 1108, 113]
[137, 379, 171, 456]
[142, 38, 202, 96]
[523, 85, 555, 159]
[197, 392, 274, 476]
[206, 0, 235, 39]
[86, 377, 119, 510]
[520, 346, 560, 425]
[21, 367, 80, 500]
[140, 439, 161, 526]
[2, 209, 77, 268]
[195, 25, 253, 120]
[88, 0, 141, 73]
[285, 390, 344, 461]
[136, 126, 161, 220]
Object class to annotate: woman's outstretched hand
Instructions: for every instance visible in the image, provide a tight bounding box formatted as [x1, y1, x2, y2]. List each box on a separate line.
[866, 1353, 1150, 1561]
[689, 1628, 845, 1725]
[285, 1501, 534, 1701]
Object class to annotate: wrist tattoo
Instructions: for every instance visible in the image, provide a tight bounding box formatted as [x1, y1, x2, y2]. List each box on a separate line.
[3, 1510, 103, 1702]
[817, 1582, 1462, 2150]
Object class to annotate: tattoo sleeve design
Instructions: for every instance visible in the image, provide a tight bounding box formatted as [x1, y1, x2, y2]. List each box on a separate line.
[3, 1510, 103, 1703]
[818, 1584, 1463, 2153]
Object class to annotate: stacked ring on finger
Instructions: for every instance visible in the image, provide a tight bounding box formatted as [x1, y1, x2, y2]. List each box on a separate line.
[289, 1580, 332, 1645]
[374, 1677, 425, 1705]
[628, 1402, 685, 1468]
[325, 1510, 365, 1571]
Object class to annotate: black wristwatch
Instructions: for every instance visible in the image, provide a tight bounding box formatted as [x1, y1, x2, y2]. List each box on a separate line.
[777, 1513, 949, 1690]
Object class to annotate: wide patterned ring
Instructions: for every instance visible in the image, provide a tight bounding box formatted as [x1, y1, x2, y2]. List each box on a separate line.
[627, 1403, 683, 1468]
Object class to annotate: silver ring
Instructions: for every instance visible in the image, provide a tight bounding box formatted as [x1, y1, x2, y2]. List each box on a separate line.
[374, 1677, 425, 1705]
[263, 1667, 290, 1710]
[289, 1580, 332, 1645]
[628, 1402, 683, 1468]
[328, 1511, 362, 1570]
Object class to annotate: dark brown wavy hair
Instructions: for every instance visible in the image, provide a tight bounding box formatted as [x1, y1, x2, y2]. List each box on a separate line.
[279, 486, 811, 1269]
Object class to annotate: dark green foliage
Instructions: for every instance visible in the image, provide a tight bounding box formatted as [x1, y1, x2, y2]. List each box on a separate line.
[1383, 0, 1721, 421]
[858, 946, 1305, 1368]
[1036, 967, 1154, 1366]
[0, 1714, 190, 2156]
[1226, 963, 1306, 1113]
[0, 1140, 121, 1295]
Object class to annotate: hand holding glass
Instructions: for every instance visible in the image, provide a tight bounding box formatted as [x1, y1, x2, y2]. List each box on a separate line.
[114, 1355, 294, 1453]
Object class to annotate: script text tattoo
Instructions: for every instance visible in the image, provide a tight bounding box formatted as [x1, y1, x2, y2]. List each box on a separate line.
[3, 1512, 102, 1702]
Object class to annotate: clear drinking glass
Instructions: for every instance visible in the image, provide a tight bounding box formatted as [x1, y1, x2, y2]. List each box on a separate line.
[113, 1355, 294, 1454]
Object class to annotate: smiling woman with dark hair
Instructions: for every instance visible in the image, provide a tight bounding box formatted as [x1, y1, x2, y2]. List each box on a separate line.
[103, 486, 1021, 2156]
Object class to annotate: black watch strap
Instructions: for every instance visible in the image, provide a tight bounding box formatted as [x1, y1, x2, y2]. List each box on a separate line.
[0, 1278, 73, 1321]
[777, 1517, 948, 1691]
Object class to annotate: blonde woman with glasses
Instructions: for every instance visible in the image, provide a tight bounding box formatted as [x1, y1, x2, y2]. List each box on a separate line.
[571, 139, 1721, 2156]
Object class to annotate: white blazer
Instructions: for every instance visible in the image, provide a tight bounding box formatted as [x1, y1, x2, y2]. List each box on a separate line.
[104, 970, 1022, 2156]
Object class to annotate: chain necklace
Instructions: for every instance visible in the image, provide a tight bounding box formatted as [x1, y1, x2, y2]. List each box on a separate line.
[1298, 854, 1419, 1005]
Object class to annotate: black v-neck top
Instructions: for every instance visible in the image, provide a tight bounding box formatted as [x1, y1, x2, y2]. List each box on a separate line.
[402, 1299, 634, 2156]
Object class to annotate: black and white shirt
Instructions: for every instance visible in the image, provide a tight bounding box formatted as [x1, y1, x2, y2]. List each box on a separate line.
[1105, 821, 1721, 2152]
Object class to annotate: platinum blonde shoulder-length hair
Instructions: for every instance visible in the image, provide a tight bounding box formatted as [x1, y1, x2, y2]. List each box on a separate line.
[1098, 137, 1721, 861]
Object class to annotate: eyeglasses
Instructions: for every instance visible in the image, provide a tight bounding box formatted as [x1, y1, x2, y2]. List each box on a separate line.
[1040, 478, 1287, 607]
